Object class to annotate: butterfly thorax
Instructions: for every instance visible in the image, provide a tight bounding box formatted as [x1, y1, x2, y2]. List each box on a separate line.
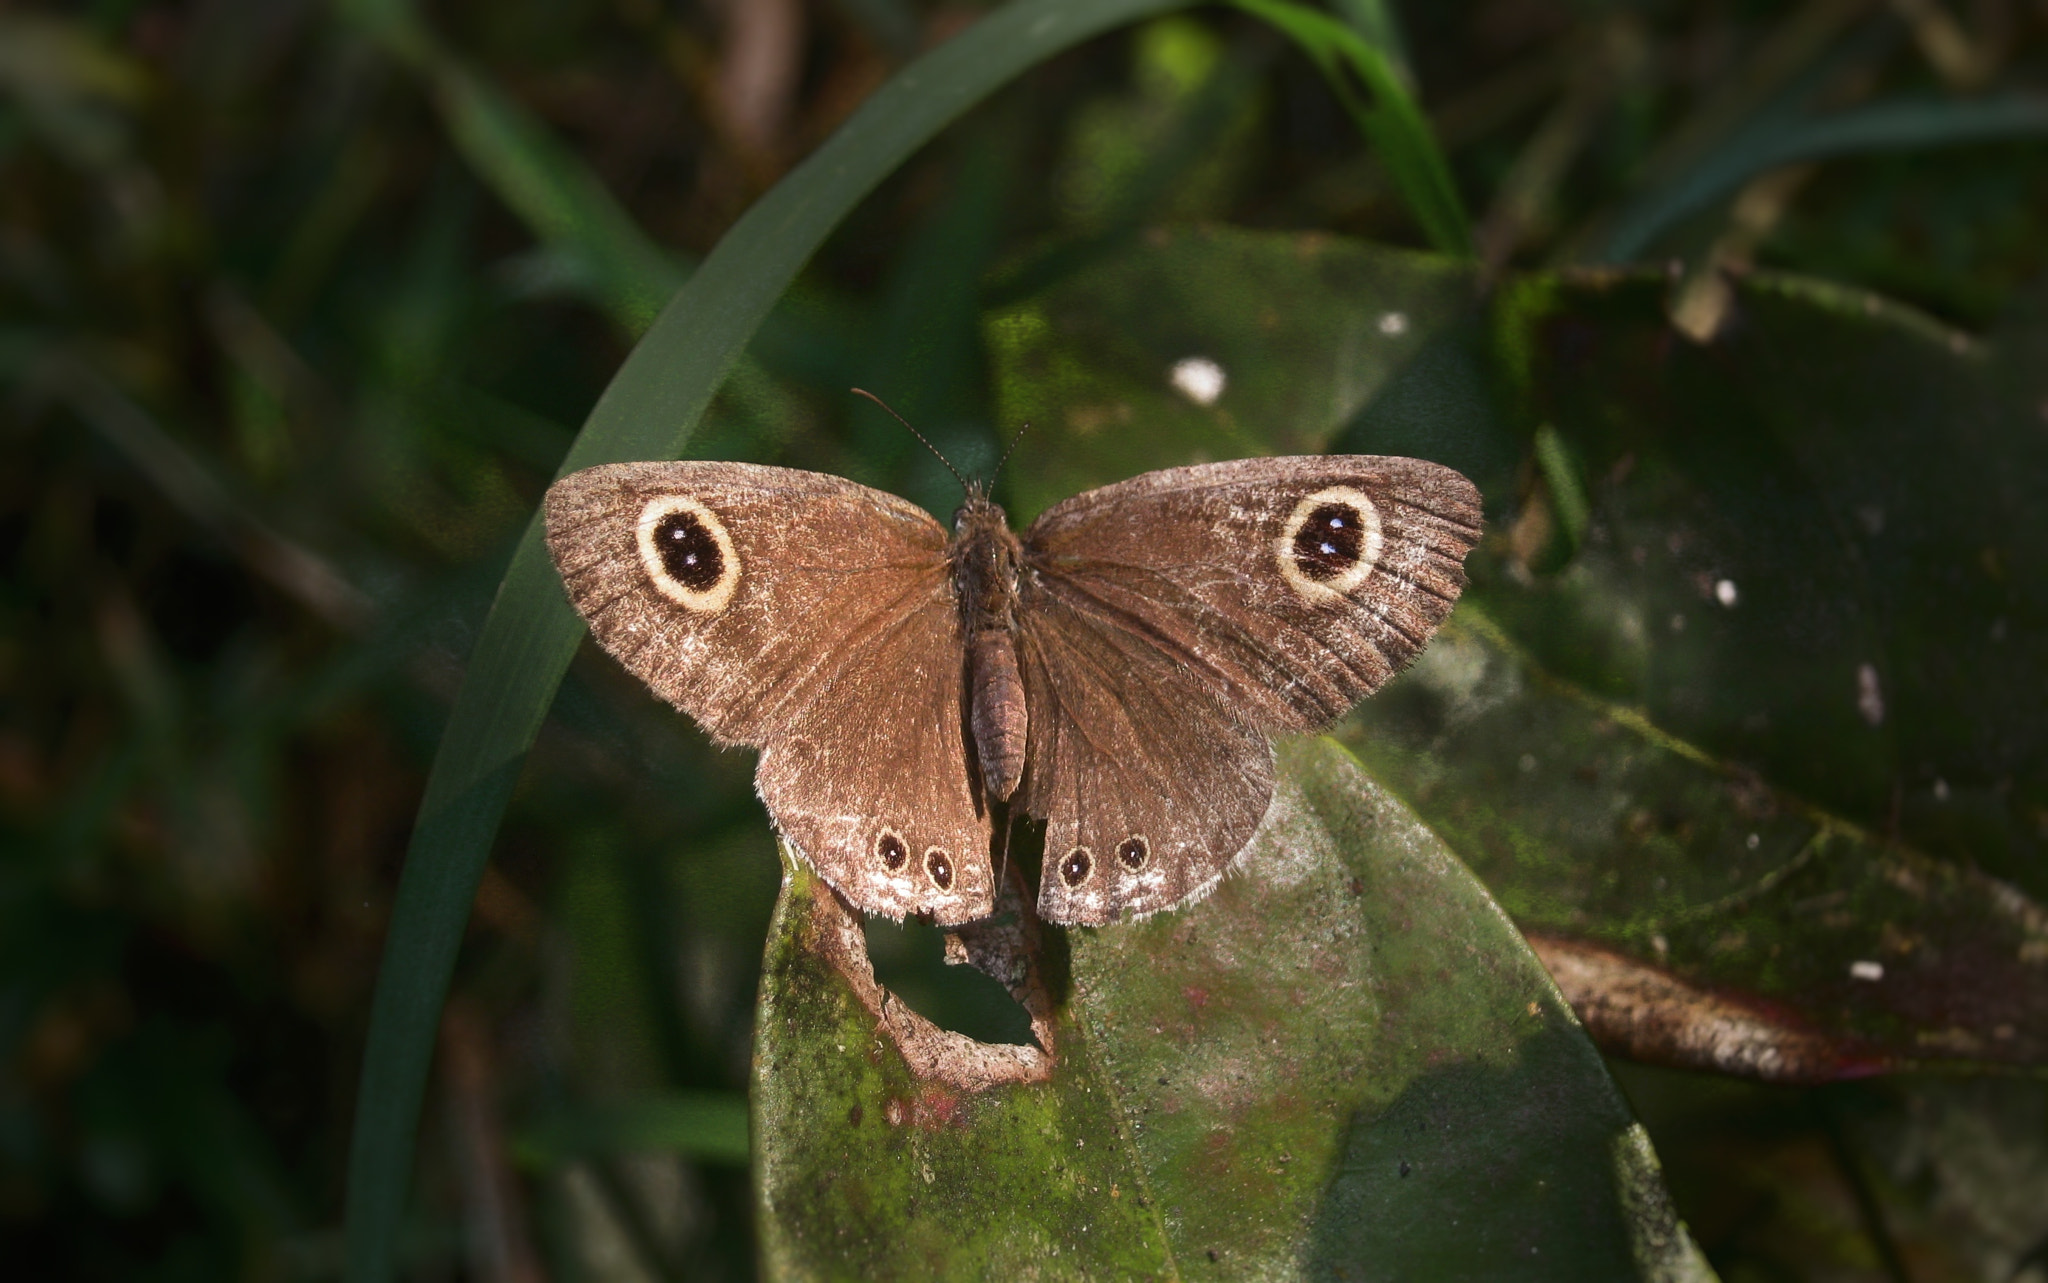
[950, 493, 1028, 805]
[950, 493, 1022, 630]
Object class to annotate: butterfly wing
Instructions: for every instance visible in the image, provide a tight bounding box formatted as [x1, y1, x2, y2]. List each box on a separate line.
[546, 462, 994, 924]
[1016, 455, 1482, 925]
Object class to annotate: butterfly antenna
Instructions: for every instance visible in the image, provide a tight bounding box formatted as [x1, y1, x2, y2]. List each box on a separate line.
[850, 388, 971, 496]
[991, 418, 1032, 486]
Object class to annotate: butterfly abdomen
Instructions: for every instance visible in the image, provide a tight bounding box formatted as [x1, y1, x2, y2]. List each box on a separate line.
[951, 496, 1029, 804]
[969, 629, 1027, 801]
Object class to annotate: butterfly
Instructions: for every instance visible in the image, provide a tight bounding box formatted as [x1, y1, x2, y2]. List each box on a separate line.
[545, 448, 1480, 927]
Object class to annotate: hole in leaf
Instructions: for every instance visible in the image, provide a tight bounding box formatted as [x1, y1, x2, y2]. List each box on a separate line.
[862, 915, 1034, 1047]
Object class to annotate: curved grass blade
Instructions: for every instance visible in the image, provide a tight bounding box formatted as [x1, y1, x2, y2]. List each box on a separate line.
[1599, 93, 2048, 263]
[1330, 0, 1415, 90]
[337, 0, 685, 332]
[340, 3, 1193, 1281]
[1231, 0, 1472, 258]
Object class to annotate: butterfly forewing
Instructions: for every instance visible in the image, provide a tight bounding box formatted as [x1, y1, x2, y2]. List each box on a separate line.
[546, 453, 1479, 932]
[1018, 456, 1481, 925]
[545, 462, 996, 924]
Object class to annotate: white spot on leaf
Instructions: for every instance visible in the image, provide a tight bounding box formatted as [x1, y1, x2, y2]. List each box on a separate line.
[1377, 311, 1408, 336]
[1856, 663, 1885, 726]
[1169, 356, 1226, 406]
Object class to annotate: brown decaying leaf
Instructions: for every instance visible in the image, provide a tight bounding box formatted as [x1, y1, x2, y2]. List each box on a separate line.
[1531, 933, 1890, 1084]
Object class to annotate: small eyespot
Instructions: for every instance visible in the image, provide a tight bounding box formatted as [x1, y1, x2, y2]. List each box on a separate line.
[924, 847, 954, 891]
[1060, 846, 1093, 887]
[875, 830, 908, 871]
[1117, 837, 1149, 870]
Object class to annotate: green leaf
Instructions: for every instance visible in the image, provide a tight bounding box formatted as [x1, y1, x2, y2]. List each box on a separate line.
[1231, 0, 1472, 258]
[981, 225, 2048, 1076]
[754, 739, 1708, 1278]
[1480, 269, 2048, 901]
[1599, 94, 2048, 263]
[1422, 265, 2048, 1072]
[1345, 609, 2048, 1077]
[341, 4, 1196, 1282]
[985, 225, 1476, 517]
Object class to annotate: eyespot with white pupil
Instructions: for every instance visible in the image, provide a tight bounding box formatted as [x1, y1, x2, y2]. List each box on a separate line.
[636, 495, 740, 611]
[924, 847, 954, 891]
[875, 829, 908, 871]
[1117, 837, 1149, 871]
[1276, 485, 1382, 603]
[1060, 846, 1093, 887]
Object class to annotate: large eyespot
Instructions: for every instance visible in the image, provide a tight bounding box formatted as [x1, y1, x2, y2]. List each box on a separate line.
[875, 829, 908, 871]
[1116, 836, 1149, 871]
[1059, 846, 1094, 888]
[924, 847, 954, 891]
[636, 496, 740, 611]
[1276, 486, 1382, 603]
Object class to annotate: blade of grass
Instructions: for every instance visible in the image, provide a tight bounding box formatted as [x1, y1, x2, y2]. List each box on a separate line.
[339, 3, 1191, 1282]
[1329, 0, 1414, 91]
[982, 31, 1275, 308]
[1600, 93, 2048, 263]
[336, 0, 686, 334]
[430, 65, 686, 333]
[1232, 0, 1472, 258]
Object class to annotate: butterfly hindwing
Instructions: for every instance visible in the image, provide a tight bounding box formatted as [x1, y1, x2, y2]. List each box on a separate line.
[1017, 456, 1482, 925]
[1014, 587, 1275, 924]
[545, 462, 995, 924]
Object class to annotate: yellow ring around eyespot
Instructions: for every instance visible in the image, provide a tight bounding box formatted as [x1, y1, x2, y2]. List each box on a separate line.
[1275, 485, 1383, 604]
[635, 495, 741, 612]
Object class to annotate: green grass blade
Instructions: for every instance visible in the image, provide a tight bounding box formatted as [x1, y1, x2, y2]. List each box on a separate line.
[339, 4, 1190, 1282]
[336, 0, 687, 333]
[1600, 93, 2048, 263]
[1232, 0, 1472, 258]
[430, 65, 687, 332]
[1329, 0, 1415, 89]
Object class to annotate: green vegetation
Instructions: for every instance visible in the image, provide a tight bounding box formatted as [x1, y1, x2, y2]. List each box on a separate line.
[3, 1, 2045, 1279]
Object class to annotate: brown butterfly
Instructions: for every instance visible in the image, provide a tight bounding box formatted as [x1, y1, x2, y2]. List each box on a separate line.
[544, 444, 1480, 927]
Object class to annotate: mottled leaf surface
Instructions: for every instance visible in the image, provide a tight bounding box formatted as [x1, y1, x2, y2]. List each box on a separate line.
[754, 740, 1707, 1279]
[986, 226, 1472, 516]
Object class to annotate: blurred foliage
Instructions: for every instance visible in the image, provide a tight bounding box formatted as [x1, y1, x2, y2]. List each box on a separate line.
[3, 0, 2047, 1279]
